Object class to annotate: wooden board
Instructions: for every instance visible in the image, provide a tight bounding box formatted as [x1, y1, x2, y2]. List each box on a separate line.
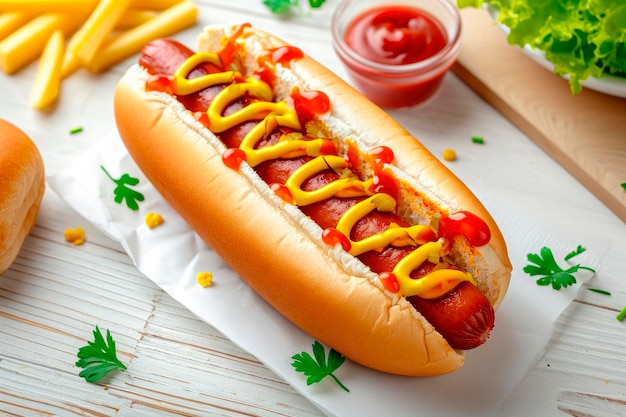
[453, 8, 626, 222]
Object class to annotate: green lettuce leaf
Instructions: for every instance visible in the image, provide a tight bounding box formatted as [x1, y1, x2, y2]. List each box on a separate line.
[458, 0, 626, 94]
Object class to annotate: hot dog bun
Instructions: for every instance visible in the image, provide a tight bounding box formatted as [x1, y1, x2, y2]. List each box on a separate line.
[114, 25, 512, 376]
[0, 119, 45, 274]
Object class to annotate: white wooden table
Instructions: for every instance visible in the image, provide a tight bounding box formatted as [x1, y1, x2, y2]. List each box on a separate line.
[2, 1, 625, 416]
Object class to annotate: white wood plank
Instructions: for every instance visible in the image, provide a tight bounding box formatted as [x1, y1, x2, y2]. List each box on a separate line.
[1, 1, 625, 415]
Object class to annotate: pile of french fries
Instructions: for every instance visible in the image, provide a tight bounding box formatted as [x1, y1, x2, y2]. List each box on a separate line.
[0, 0, 198, 110]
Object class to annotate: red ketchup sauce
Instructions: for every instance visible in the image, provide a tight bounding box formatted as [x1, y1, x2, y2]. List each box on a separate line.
[439, 211, 491, 247]
[345, 6, 447, 66]
[340, 5, 452, 107]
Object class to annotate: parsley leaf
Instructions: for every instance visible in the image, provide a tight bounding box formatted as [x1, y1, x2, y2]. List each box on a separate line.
[263, 0, 326, 15]
[291, 340, 350, 392]
[263, 0, 296, 14]
[76, 326, 127, 383]
[564, 245, 587, 261]
[101, 165, 145, 211]
[523, 246, 596, 290]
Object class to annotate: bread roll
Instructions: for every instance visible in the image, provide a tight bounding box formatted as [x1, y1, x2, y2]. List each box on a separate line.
[0, 119, 45, 274]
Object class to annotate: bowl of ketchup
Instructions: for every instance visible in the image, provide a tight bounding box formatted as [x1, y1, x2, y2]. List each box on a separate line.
[331, 0, 462, 108]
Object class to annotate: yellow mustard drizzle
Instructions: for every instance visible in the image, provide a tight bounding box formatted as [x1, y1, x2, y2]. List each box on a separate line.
[393, 241, 476, 299]
[173, 52, 235, 95]
[168, 51, 477, 299]
[285, 155, 373, 206]
[336, 194, 432, 255]
[207, 78, 301, 133]
[240, 119, 331, 168]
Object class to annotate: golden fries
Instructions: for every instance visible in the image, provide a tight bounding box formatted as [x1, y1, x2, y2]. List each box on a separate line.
[0, 0, 197, 109]
[88, 1, 197, 73]
[30, 29, 64, 109]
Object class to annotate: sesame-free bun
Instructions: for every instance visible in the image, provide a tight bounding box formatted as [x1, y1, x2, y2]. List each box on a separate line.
[114, 25, 511, 376]
[0, 119, 45, 274]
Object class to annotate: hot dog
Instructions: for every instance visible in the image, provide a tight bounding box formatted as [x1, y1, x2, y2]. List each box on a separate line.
[0, 119, 45, 275]
[113, 24, 512, 376]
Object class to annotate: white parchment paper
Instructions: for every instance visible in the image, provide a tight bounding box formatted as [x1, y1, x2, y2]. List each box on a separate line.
[47, 133, 604, 417]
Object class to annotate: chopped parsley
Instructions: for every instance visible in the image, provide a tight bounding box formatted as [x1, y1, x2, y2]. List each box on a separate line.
[471, 136, 485, 144]
[588, 288, 611, 295]
[291, 340, 349, 392]
[523, 245, 595, 290]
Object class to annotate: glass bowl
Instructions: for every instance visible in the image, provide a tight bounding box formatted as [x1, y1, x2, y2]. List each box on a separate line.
[331, 0, 462, 108]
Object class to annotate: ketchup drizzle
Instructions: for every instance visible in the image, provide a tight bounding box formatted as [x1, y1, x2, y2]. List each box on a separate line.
[222, 148, 247, 170]
[439, 211, 491, 247]
[288, 87, 331, 126]
[322, 228, 352, 252]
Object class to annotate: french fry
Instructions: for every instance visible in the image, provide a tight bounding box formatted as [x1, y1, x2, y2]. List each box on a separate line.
[0, 0, 181, 13]
[68, 0, 134, 65]
[87, 0, 197, 73]
[0, 0, 98, 14]
[0, 13, 81, 74]
[29, 29, 64, 110]
[130, 0, 184, 11]
[115, 9, 157, 30]
[60, 45, 80, 79]
[0, 12, 33, 41]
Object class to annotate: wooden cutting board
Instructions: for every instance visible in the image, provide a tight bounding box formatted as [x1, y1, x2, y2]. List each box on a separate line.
[453, 8, 626, 222]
